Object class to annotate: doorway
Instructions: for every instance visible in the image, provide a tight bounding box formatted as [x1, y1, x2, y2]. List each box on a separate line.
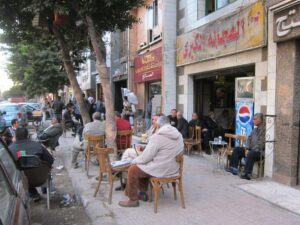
[114, 79, 127, 112]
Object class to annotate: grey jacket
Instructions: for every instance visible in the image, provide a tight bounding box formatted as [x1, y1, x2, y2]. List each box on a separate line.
[132, 124, 184, 178]
[246, 124, 265, 152]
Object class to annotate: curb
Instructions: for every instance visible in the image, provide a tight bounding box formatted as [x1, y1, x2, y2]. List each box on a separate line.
[57, 138, 117, 225]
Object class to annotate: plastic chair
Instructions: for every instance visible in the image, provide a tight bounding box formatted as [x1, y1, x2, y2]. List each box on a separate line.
[21, 156, 52, 209]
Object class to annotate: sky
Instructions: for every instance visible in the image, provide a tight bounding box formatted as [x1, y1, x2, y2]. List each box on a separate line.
[0, 45, 13, 93]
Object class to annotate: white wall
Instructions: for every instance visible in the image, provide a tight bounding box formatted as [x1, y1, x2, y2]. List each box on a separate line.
[162, 0, 177, 114]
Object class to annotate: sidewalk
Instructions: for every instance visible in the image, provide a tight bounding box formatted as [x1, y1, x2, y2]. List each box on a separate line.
[57, 134, 300, 225]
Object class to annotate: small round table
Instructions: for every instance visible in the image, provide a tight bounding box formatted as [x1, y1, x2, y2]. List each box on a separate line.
[209, 140, 228, 167]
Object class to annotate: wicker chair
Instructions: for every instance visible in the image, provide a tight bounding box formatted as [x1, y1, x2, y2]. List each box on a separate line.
[93, 147, 130, 204]
[84, 134, 105, 176]
[184, 126, 202, 155]
[149, 153, 185, 213]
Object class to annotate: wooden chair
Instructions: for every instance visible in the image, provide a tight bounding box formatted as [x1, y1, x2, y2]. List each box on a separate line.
[184, 126, 195, 141]
[93, 147, 129, 204]
[84, 134, 105, 176]
[225, 133, 247, 169]
[116, 130, 132, 156]
[149, 153, 185, 213]
[184, 126, 202, 155]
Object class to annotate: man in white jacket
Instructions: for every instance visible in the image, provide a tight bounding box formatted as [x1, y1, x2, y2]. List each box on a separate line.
[119, 116, 184, 207]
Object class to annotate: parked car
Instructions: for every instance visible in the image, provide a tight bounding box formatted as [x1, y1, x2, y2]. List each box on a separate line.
[0, 111, 6, 132]
[0, 103, 25, 127]
[18, 103, 42, 123]
[0, 137, 33, 225]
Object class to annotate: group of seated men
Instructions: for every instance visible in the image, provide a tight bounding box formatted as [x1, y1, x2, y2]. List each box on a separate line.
[167, 109, 232, 154]
[1, 116, 65, 201]
[66, 107, 264, 208]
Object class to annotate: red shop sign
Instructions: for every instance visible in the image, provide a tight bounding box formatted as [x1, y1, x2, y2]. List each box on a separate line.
[134, 47, 162, 83]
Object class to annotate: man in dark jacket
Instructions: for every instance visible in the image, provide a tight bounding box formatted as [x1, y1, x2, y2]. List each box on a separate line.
[227, 113, 265, 180]
[63, 103, 81, 136]
[9, 127, 54, 201]
[176, 112, 189, 138]
[37, 117, 63, 150]
[52, 96, 64, 122]
[168, 109, 178, 127]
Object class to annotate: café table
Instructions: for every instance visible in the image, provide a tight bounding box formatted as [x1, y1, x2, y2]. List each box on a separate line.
[209, 140, 228, 167]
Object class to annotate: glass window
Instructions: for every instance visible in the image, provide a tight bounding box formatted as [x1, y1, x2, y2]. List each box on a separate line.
[0, 168, 14, 225]
[205, 0, 237, 15]
[147, 0, 158, 29]
[147, 6, 154, 29]
[153, 0, 158, 27]
[0, 144, 19, 187]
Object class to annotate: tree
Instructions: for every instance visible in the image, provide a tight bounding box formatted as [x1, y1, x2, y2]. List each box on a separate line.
[7, 38, 69, 98]
[0, 0, 91, 124]
[0, 0, 145, 154]
[2, 85, 25, 99]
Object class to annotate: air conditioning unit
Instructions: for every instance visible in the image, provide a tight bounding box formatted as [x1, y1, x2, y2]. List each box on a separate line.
[147, 29, 153, 43]
[153, 32, 162, 41]
[139, 42, 147, 48]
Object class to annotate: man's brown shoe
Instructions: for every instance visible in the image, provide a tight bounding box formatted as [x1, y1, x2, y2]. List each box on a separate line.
[118, 200, 139, 207]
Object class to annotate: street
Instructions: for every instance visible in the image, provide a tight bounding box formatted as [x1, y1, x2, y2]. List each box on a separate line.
[29, 139, 90, 225]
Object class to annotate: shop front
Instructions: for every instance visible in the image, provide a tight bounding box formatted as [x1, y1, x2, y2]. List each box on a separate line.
[134, 47, 162, 115]
[176, 1, 267, 121]
[270, 0, 300, 186]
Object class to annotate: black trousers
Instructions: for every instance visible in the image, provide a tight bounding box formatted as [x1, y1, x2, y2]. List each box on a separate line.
[229, 147, 261, 174]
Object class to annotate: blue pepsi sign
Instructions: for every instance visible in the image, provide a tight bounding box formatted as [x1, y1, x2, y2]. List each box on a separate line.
[235, 101, 254, 146]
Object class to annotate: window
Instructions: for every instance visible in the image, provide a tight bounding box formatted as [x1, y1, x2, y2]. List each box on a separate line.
[147, 0, 159, 29]
[0, 144, 19, 187]
[204, 0, 237, 15]
[0, 168, 14, 225]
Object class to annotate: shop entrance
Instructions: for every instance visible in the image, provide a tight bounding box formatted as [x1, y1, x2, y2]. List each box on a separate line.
[146, 81, 162, 114]
[114, 79, 127, 112]
[194, 65, 255, 120]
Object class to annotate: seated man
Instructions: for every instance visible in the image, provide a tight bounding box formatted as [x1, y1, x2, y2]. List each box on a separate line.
[176, 111, 189, 138]
[227, 113, 265, 180]
[119, 116, 184, 207]
[188, 113, 210, 153]
[37, 117, 63, 150]
[2, 119, 19, 146]
[146, 114, 160, 138]
[168, 109, 178, 127]
[9, 127, 54, 201]
[71, 112, 105, 169]
[115, 111, 132, 150]
[63, 103, 81, 136]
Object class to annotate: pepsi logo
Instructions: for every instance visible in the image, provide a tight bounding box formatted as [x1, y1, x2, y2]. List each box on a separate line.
[238, 105, 251, 124]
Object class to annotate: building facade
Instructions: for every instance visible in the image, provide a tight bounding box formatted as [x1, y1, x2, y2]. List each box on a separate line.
[268, 0, 300, 186]
[110, 0, 177, 115]
[177, 0, 274, 177]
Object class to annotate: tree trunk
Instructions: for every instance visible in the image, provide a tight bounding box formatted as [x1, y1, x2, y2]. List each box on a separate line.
[85, 16, 117, 154]
[53, 27, 91, 125]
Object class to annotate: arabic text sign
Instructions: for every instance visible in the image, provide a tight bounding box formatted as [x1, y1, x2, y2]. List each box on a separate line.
[134, 47, 162, 83]
[274, 2, 300, 42]
[176, 1, 265, 66]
